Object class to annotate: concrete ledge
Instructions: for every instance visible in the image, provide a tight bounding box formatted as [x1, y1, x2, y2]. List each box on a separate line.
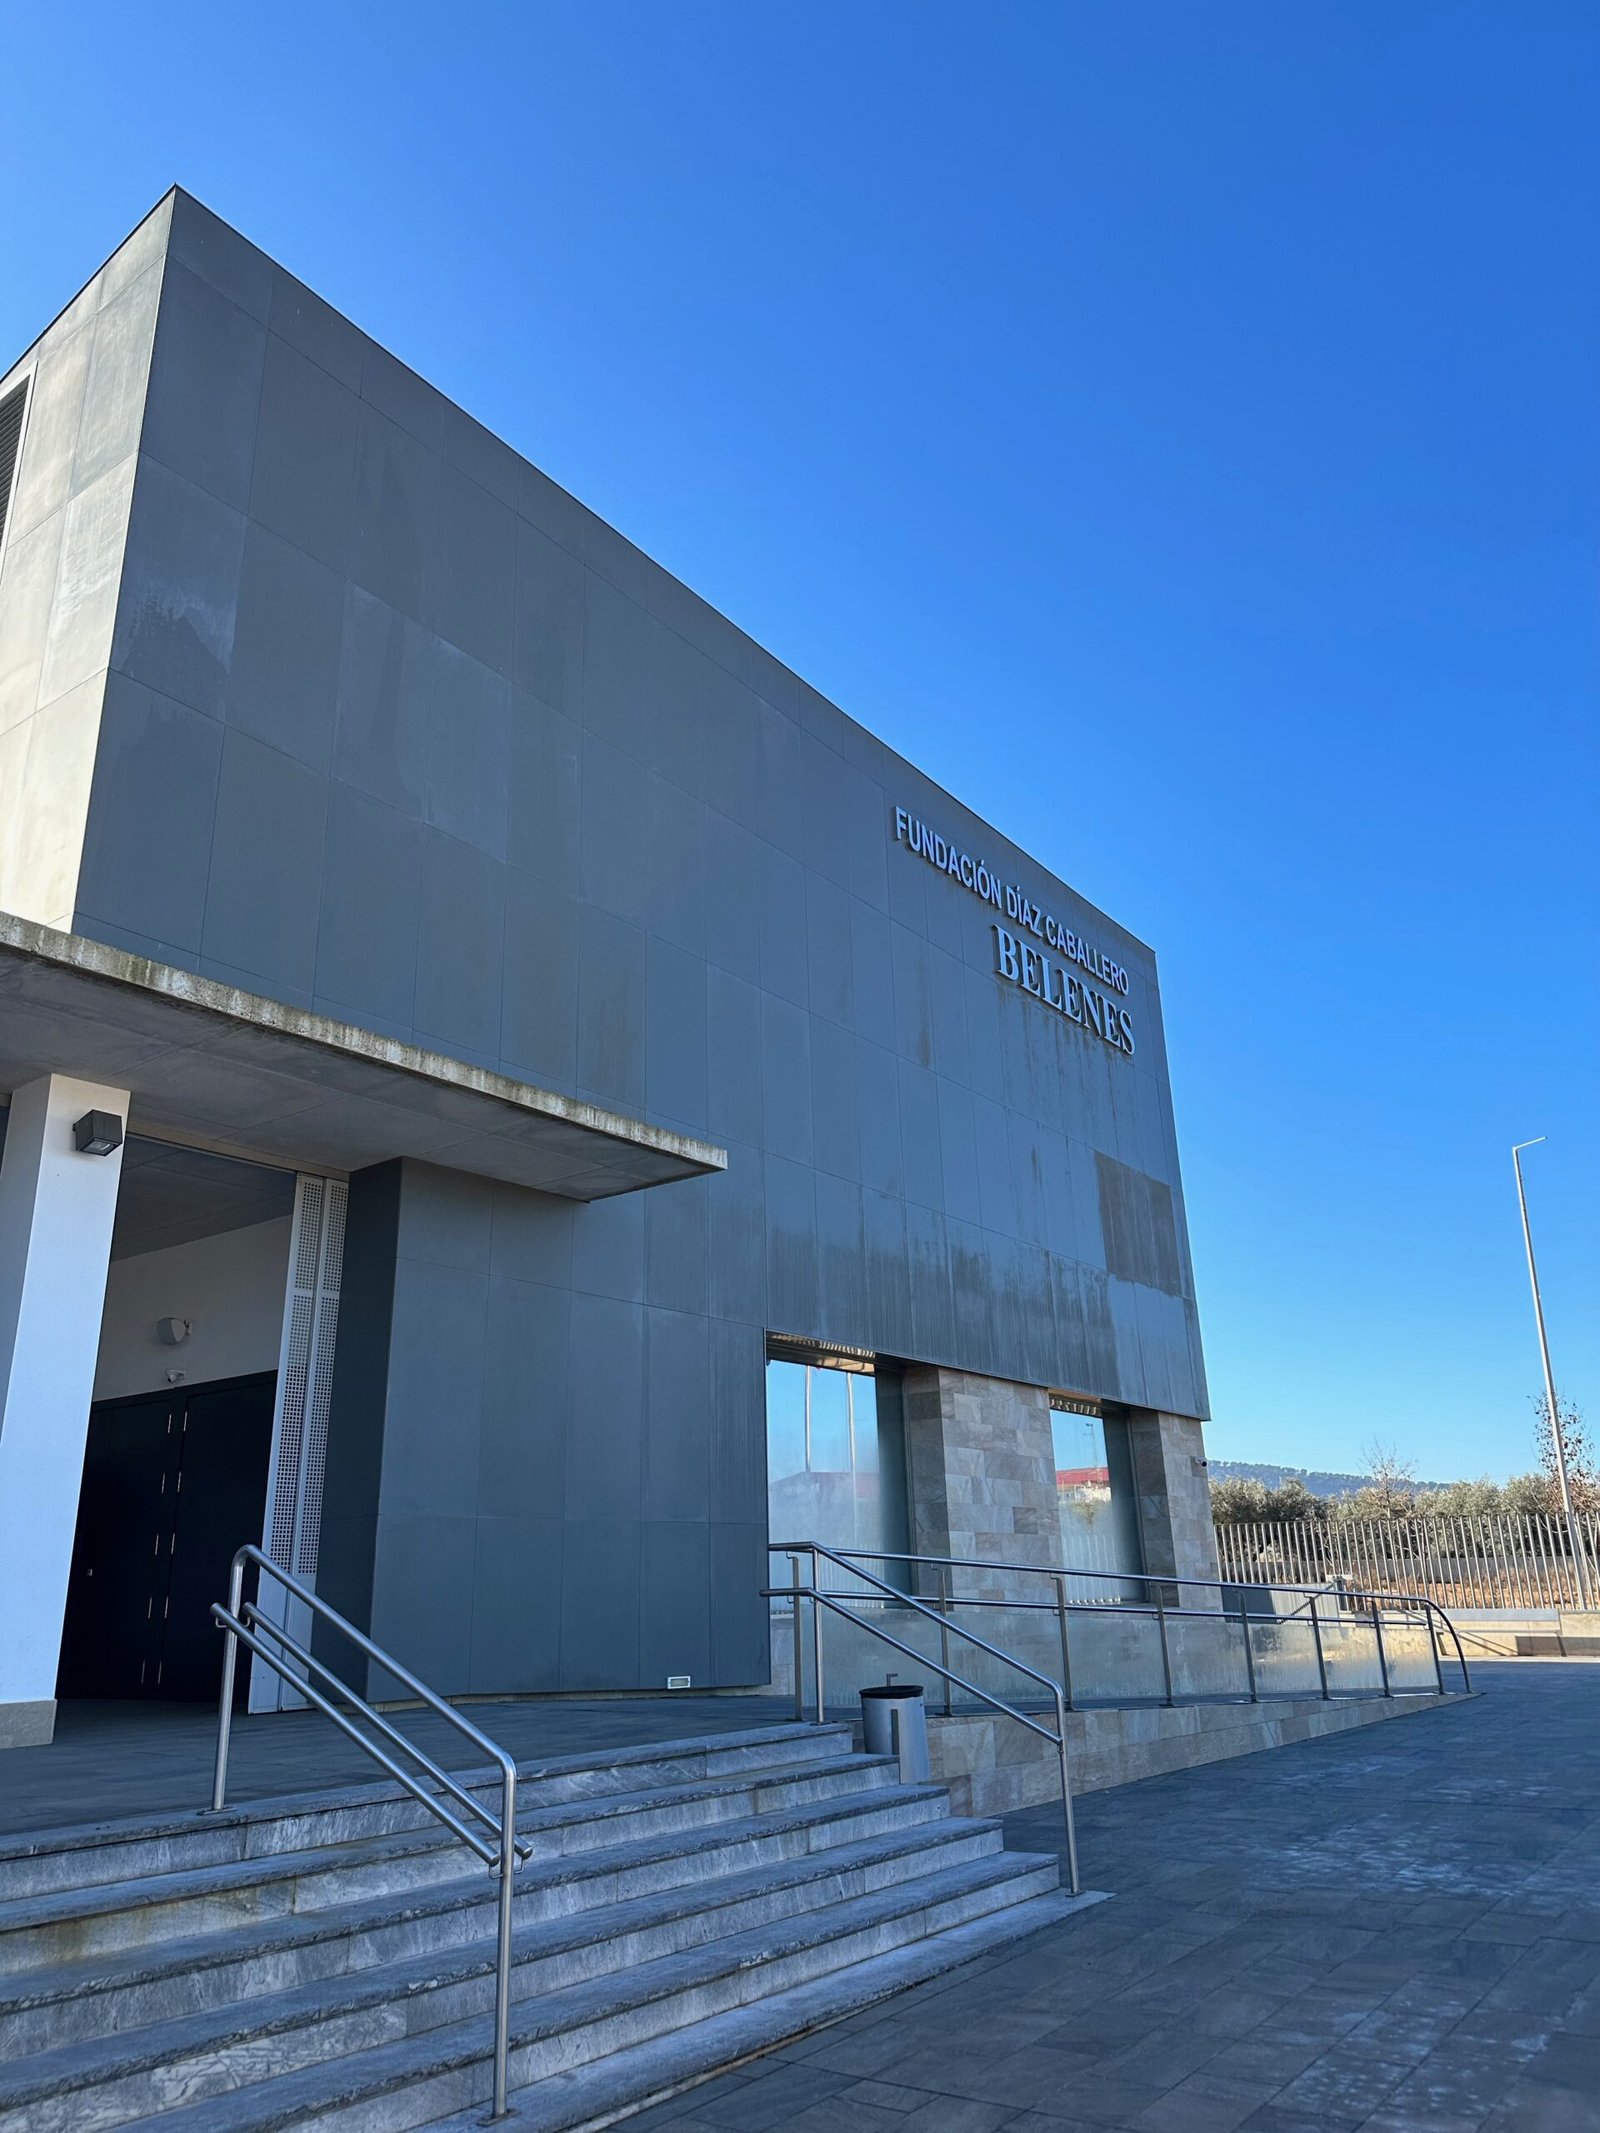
[0, 1699, 55, 1749]
[925, 1693, 1468, 1816]
[0, 913, 726, 1198]
[1447, 1612, 1600, 1659]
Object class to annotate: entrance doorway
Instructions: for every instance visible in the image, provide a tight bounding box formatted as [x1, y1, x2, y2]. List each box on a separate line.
[56, 1373, 275, 1702]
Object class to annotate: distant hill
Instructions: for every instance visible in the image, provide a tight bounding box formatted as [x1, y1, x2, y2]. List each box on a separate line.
[1208, 1459, 1454, 1500]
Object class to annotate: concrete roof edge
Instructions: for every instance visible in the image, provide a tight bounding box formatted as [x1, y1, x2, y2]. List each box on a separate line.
[0, 914, 727, 1176]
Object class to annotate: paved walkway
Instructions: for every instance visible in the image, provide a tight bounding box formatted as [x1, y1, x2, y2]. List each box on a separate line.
[631, 1663, 1600, 2133]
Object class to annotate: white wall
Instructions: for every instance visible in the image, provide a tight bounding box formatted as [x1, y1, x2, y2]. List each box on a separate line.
[94, 1216, 292, 1402]
[0, 1073, 129, 1741]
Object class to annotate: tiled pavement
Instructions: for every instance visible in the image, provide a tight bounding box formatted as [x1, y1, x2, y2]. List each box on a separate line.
[624, 1663, 1600, 2133]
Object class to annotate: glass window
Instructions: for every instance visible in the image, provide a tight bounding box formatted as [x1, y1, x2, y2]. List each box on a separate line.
[1052, 1404, 1143, 1595]
[766, 1356, 907, 1571]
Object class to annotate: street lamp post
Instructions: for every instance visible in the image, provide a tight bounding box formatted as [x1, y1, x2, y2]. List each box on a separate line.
[1512, 1139, 1590, 1611]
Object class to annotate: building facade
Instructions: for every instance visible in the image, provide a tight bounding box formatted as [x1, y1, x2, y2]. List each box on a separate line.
[0, 192, 1216, 1750]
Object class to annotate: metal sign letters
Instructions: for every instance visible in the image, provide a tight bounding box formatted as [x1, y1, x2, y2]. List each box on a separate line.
[893, 804, 1136, 1057]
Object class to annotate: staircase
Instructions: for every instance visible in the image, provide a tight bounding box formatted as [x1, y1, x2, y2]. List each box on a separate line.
[0, 1721, 1075, 2132]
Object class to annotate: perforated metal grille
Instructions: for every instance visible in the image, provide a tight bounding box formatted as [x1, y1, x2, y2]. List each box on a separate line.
[265, 1176, 345, 1579]
[319, 1181, 346, 1296]
[268, 1291, 314, 1568]
[295, 1181, 347, 1575]
[294, 1177, 326, 1289]
[0, 382, 27, 555]
[766, 1332, 876, 1373]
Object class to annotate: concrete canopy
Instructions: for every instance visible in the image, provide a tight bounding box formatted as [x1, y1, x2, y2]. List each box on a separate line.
[0, 915, 726, 1198]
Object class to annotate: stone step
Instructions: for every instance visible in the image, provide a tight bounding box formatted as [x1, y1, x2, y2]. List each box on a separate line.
[0, 1805, 996, 2060]
[68, 1852, 1063, 2133]
[420, 1888, 1091, 2133]
[0, 1753, 907, 1978]
[0, 1719, 1086, 2133]
[0, 1844, 1049, 2133]
[0, 1724, 855, 1903]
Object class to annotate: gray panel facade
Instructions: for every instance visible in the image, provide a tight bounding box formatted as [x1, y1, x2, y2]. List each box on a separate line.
[2, 192, 1209, 1690]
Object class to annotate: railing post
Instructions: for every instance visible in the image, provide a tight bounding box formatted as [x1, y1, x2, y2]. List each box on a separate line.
[788, 1553, 806, 1724]
[1429, 1605, 1446, 1696]
[1238, 1589, 1258, 1703]
[209, 1549, 247, 1813]
[1372, 1598, 1392, 1697]
[489, 1764, 517, 2121]
[940, 1564, 954, 1718]
[811, 1549, 826, 1723]
[1155, 1588, 1174, 1707]
[1310, 1593, 1329, 1700]
[1054, 1574, 1075, 1710]
[1051, 1686, 1080, 1898]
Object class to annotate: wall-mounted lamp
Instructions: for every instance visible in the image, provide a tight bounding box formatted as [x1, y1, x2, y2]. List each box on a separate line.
[73, 1110, 124, 1156]
[156, 1317, 191, 1346]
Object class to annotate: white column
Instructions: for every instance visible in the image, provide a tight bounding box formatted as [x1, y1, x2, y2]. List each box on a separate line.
[0, 1074, 128, 1747]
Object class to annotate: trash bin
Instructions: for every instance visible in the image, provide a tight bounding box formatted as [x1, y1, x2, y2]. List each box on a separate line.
[860, 1677, 929, 1783]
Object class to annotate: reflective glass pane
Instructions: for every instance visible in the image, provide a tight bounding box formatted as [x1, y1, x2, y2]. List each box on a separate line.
[1054, 1409, 1143, 1592]
[808, 1367, 851, 1477]
[766, 1360, 896, 1563]
[767, 1363, 808, 1483]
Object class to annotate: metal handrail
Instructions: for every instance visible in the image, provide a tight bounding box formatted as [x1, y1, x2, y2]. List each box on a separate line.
[765, 1541, 1080, 1894]
[1353, 1587, 1473, 1694]
[1274, 1577, 1350, 1622]
[789, 1588, 1409, 1630]
[209, 1544, 527, 2122]
[780, 1544, 1471, 1702]
[817, 1544, 1430, 1613]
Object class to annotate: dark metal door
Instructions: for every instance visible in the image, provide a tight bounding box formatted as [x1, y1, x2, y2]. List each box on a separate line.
[57, 1374, 275, 1702]
[57, 1394, 182, 1697]
[161, 1378, 275, 1699]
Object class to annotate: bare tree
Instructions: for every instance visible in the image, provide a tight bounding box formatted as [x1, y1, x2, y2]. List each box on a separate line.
[1533, 1394, 1598, 1519]
[1358, 1440, 1417, 1522]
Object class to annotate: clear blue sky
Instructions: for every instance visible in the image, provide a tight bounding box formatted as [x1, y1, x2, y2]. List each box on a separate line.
[6, 4, 1595, 1482]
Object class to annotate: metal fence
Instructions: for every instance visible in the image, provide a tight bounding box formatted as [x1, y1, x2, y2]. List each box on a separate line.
[1216, 1513, 1600, 1612]
[769, 1543, 1469, 1717]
